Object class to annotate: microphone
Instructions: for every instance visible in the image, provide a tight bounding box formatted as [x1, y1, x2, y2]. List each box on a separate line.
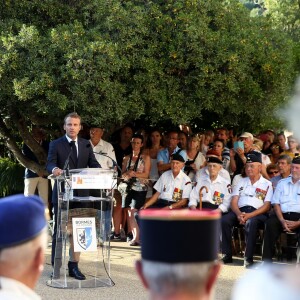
[93, 150, 121, 174]
[63, 141, 75, 176]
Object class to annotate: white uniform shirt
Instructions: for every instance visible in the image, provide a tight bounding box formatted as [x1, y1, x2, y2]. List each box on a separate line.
[189, 174, 231, 212]
[271, 177, 300, 213]
[232, 176, 273, 209]
[0, 277, 40, 300]
[90, 139, 116, 169]
[154, 170, 192, 202]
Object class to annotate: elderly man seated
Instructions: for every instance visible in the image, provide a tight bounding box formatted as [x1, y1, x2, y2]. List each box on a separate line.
[221, 151, 273, 268]
[195, 149, 231, 182]
[262, 156, 300, 262]
[189, 155, 231, 213]
[142, 153, 192, 210]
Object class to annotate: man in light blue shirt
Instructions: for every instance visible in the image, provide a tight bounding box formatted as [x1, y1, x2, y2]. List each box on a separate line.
[157, 131, 187, 174]
[270, 154, 291, 189]
[262, 156, 300, 262]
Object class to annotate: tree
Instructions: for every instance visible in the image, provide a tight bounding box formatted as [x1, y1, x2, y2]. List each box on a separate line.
[265, 0, 300, 76]
[266, 0, 300, 41]
[0, 0, 296, 173]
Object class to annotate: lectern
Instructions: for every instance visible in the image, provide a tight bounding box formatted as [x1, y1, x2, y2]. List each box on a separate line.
[47, 168, 116, 289]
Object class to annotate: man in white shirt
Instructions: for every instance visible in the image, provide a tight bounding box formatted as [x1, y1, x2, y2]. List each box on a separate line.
[221, 151, 273, 268]
[189, 155, 231, 213]
[0, 194, 47, 300]
[89, 125, 116, 169]
[143, 153, 192, 209]
[89, 124, 117, 243]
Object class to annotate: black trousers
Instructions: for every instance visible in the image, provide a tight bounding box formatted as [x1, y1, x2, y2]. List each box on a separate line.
[149, 199, 176, 208]
[221, 206, 267, 259]
[197, 202, 219, 210]
[262, 212, 300, 261]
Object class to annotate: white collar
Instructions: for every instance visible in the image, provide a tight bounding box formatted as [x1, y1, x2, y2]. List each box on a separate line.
[65, 135, 77, 143]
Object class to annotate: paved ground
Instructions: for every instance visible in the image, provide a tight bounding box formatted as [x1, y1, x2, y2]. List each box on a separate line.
[36, 239, 249, 300]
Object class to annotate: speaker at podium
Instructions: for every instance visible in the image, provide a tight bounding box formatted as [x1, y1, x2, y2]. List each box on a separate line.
[47, 168, 117, 289]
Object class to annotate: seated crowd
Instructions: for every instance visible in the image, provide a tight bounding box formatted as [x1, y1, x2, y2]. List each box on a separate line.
[28, 119, 298, 268]
[109, 125, 300, 268]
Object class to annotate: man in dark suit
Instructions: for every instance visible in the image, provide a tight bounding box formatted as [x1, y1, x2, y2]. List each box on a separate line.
[47, 112, 100, 280]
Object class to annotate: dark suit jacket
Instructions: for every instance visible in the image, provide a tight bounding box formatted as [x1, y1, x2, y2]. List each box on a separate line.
[47, 136, 100, 204]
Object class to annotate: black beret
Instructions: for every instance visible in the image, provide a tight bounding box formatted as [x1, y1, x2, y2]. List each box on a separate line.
[140, 209, 221, 263]
[246, 151, 262, 164]
[171, 153, 185, 163]
[292, 155, 300, 164]
[207, 156, 223, 165]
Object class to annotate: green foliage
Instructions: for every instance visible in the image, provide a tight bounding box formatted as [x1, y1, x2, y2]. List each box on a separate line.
[266, 0, 300, 41]
[0, 158, 24, 196]
[0, 0, 297, 168]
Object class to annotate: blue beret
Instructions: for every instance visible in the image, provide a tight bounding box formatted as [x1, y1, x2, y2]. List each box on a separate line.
[0, 194, 47, 249]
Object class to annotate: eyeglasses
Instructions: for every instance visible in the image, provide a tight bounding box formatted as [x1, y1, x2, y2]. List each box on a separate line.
[268, 170, 279, 175]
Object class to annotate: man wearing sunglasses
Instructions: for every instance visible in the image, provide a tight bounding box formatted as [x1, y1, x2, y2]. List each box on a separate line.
[266, 164, 280, 179]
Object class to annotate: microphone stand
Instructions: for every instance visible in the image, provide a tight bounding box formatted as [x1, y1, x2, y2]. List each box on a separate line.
[63, 142, 75, 177]
[93, 151, 122, 176]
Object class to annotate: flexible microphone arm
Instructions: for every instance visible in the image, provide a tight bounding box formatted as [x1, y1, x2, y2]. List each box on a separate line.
[93, 151, 122, 175]
[63, 142, 74, 176]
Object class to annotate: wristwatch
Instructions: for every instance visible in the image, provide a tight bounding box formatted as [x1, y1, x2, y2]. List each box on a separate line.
[169, 205, 173, 210]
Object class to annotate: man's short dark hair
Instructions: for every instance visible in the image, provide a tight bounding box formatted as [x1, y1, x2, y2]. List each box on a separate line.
[132, 133, 144, 143]
[278, 154, 292, 164]
[217, 127, 229, 136]
[64, 112, 81, 124]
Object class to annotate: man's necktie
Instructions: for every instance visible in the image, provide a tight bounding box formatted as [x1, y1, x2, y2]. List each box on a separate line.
[70, 141, 78, 166]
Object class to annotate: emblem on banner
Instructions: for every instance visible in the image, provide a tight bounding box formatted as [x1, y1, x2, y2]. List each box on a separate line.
[72, 217, 97, 252]
[77, 227, 93, 250]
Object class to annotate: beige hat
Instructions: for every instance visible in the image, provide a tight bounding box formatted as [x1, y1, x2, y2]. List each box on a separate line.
[239, 132, 253, 140]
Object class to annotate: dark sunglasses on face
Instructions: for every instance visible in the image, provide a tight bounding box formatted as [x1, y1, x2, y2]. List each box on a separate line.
[268, 170, 279, 175]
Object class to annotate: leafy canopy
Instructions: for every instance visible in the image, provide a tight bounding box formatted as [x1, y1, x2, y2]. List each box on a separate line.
[0, 0, 296, 170]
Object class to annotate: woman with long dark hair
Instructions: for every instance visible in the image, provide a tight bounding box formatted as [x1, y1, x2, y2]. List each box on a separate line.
[121, 134, 150, 246]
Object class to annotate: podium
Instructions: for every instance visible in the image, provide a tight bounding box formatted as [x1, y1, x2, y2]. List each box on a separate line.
[47, 168, 117, 289]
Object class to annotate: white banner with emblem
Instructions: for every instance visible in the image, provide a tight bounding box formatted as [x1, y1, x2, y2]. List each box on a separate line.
[72, 217, 97, 252]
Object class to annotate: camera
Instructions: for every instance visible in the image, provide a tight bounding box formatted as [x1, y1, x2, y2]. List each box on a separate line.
[184, 161, 194, 173]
